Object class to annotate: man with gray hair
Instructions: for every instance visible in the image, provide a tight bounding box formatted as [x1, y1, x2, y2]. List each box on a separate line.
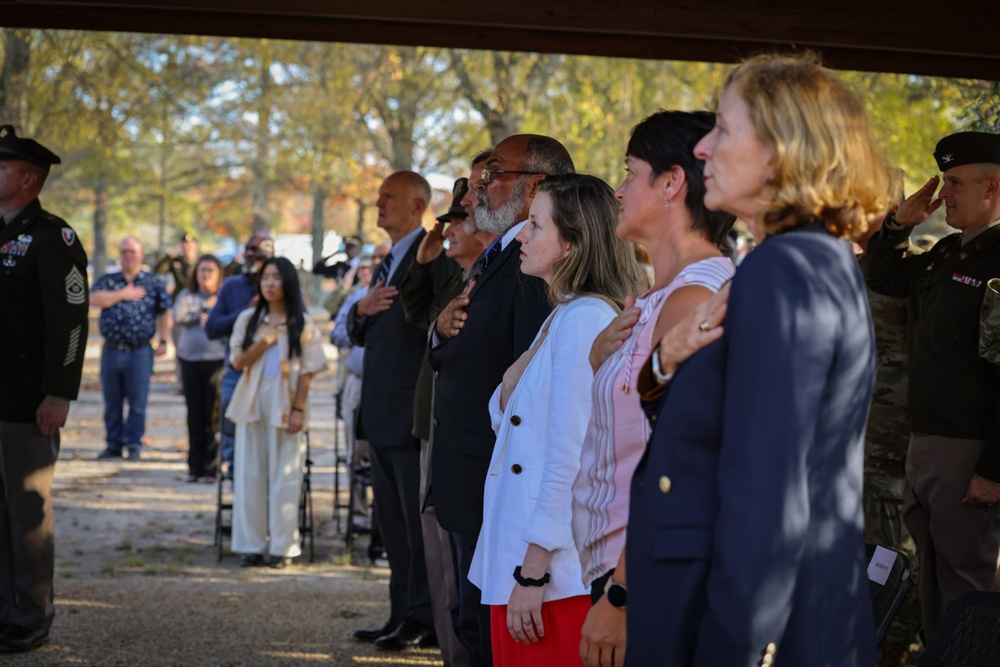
[429, 135, 574, 666]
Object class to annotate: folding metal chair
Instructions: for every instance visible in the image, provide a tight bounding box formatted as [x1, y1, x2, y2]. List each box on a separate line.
[298, 430, 315, 562]
[865, 542, 911, 646]
[922, 591, 1000, 667]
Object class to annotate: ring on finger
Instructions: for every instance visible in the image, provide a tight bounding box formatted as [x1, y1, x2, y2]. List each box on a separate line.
[698, 320, 711, 332]
[522, 619, 532, 625]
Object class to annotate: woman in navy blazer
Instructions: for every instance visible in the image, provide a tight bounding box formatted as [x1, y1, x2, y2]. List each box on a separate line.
[624, 53, 898, 667]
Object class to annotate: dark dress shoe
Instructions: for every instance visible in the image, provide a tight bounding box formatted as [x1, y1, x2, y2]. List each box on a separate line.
[96, 448, 123, 460]
[374, 620, 437, 650]
[0, 625, 50, 653]
[239, 554, 264, 567]
[353, 621, 396, 643]
[267, 555, 293, 569]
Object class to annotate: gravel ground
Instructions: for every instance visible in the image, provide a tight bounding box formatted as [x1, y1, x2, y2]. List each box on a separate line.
[5, 332, 443, 667]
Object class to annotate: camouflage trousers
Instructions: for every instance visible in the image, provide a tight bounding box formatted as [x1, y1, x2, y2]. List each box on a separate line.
[864, 474, 921, 667]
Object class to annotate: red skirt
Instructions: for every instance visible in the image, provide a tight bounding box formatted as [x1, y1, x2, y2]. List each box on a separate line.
[489, 595, 590, 667]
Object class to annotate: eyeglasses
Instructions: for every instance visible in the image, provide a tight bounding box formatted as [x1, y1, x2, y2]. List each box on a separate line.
[481, 168, 545, 185]
[246, 245, 260, 252]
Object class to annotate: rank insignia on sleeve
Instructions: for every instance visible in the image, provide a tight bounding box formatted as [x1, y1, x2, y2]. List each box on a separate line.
[952, 272, 983, 288]
[61, 228, 76, 246]
[66, 266, 86, 304]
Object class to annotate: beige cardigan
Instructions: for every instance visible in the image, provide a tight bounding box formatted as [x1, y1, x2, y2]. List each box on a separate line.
[225, 309, 328, 428]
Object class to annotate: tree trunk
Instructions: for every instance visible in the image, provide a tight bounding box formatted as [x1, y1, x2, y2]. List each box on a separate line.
[310, 184, 327, 303]
[0, 29, 32, 129]
[92, 181, 109, 277]
[355, 197, 366, 243]
[251, 58, 271, 231]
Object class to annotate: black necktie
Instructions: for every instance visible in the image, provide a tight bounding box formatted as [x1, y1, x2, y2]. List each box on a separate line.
[373, 250, 393, 285]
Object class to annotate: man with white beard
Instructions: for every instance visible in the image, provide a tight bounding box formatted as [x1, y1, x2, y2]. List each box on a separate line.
[428, 135, 574, 667]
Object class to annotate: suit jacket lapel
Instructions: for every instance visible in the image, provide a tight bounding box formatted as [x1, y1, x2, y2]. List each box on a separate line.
[387, 228, 426, 289]
[469, 239, 520, 300]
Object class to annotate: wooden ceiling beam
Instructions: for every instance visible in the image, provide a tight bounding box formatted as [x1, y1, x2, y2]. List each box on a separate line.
[1, 1, 997, 80]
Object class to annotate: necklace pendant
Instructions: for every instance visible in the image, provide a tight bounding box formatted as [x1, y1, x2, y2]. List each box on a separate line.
[621, 383, 630, 394]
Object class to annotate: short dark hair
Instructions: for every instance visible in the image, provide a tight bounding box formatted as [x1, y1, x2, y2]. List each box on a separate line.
[523, 136, 575, 176]
[471, 148, 493, 167]
[627, 110, 735, 252]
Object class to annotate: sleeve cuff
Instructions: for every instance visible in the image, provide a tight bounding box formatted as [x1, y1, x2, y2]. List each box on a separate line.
[523, 512, 573, 552]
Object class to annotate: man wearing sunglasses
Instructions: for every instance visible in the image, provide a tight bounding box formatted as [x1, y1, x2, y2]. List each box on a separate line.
[205, 231, 274, 474]
[429, 134, 574, 667]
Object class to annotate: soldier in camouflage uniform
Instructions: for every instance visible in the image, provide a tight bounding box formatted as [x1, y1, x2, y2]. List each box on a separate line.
[858, 223, 922, 667]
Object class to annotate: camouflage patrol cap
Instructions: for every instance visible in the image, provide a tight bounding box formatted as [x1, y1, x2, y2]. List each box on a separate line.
[436, 178, 470, 223]
[934, 131, 1000, 171]
[0, 125, 61, 167]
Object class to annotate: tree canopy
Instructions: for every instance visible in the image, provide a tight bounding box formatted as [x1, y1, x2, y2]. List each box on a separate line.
[1, 29, 993, 274]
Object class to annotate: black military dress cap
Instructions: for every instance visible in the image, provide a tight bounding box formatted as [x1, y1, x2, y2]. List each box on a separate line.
[0, 125, 61, 167]
[436, 178, 470, 223]
[934, 131, 1000, 171]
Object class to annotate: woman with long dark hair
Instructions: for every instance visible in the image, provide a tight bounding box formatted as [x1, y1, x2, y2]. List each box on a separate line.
[172, 254, 226, 482]
[226, 256, 327, 568]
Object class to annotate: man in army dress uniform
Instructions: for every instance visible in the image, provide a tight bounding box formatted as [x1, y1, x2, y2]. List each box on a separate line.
[867, 131, 1000, 643]
[0, 125, 89, 652]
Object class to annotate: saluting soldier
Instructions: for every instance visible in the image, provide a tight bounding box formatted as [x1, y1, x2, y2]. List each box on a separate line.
[867, 131, 1000, 644]
[0, 125, 88, 652]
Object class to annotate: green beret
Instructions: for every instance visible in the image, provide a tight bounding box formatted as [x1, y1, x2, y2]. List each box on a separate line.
[436, 177, 470, 223]
[0, 125, 61, 167]
[934, 131, 1000, 171]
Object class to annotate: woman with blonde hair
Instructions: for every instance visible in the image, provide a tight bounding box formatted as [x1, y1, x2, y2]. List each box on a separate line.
[625, 52, 894, 667]
[469, 173, 645, 666]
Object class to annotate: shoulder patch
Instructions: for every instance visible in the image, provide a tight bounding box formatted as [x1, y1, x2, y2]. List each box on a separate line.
[61, 227, 76, 246]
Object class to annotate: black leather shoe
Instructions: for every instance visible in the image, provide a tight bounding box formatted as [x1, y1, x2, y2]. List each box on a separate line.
[354, 621, 396, 643]
[0, 625, 50, 653]
[239, 554, 264, 567]
[374, 620, 437, 650]
[267, 555, 293, 569]
[96, 448, 123, 460]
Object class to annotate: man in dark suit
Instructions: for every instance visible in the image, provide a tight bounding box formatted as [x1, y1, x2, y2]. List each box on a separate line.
[866, 131, 1000, 643]
[349, 171, 444, 650]
[428, 135, 574, 666]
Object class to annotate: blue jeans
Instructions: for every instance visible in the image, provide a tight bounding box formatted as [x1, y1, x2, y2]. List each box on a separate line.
[100, 344, 154, 454]
[218, 364, 241, 466]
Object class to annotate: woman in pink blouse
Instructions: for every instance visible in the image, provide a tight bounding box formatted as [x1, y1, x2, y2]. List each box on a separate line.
[571, 111, 736, 667]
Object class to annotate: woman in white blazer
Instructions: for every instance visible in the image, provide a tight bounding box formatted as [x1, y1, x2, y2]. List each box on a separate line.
[469, 174, 646, 666]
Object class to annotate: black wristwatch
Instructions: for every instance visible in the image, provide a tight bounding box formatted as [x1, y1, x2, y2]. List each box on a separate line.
[605, 576, 627, 609]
